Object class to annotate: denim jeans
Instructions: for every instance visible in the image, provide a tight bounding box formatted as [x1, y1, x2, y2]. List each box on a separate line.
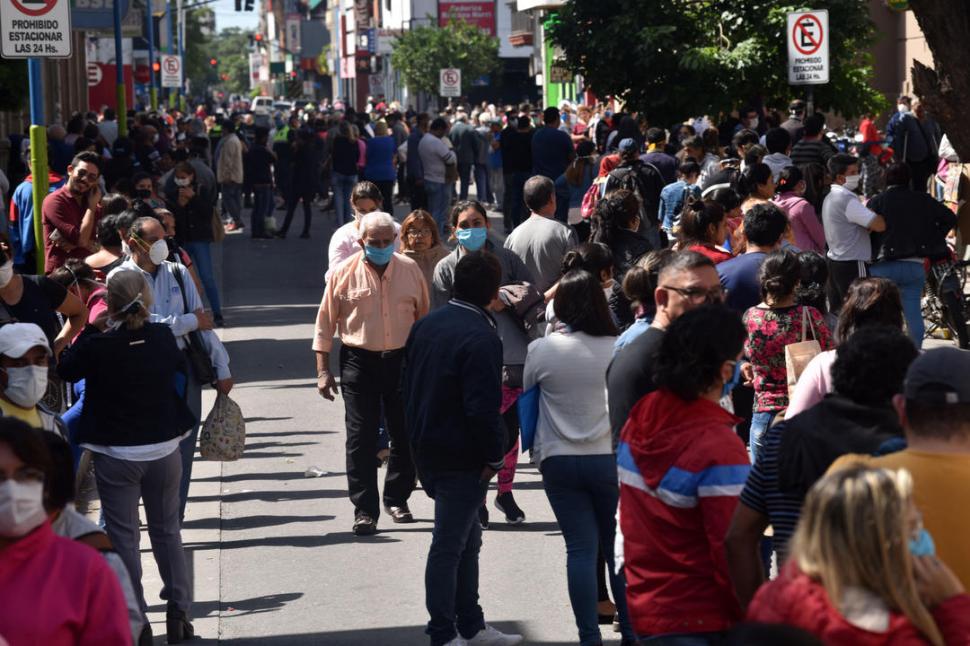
[425, 180, 450, 235]
[473, 164, 489, 203]
[869, 260, 926, 347]
[182, 241, 222, 318]
[458, 163, 473, 201]
[489, 168, 504, 207]
[333, 172, 358, 225]
[748, 410, 778, 463]
[251, 184, 274, 236]
[541, 454, 636, 644]
[422, 469, 488, 646]
[220, 182, 243, 226]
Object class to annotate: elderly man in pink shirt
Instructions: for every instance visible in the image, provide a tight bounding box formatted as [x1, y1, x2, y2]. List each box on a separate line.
[314, 211, 429, 537]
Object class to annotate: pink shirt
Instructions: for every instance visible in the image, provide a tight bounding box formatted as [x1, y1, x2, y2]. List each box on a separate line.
[313, 252, 429, 353]
[774, 192, 826, 254]
[786, 349, 837, 417]
[0, 520, 131, 645]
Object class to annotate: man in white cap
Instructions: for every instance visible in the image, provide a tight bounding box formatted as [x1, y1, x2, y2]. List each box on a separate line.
[0, 322, 59, 431]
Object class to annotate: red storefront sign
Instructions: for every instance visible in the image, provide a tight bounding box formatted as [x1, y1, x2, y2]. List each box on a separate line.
[438, 1, 495, 36]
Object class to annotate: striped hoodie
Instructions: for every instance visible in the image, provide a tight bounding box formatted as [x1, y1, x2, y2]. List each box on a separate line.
[618, 388, 750, 637]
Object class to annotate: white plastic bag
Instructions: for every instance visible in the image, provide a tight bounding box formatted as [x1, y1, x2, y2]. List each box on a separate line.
[200, 393, 245, 461]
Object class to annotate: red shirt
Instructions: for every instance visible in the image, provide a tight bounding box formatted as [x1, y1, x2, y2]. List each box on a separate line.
[689, 243, 733, 264]
[41, 184, 101, 273]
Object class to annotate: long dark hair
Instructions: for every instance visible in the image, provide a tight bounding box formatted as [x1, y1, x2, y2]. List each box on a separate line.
[678, 197, 725, 247]
[738, 162, 772, 199]
[591, 189, 639, 247]
[560, 242, 613, 278]
[553, 269, 618, 337]
[836, 278, 904, 342]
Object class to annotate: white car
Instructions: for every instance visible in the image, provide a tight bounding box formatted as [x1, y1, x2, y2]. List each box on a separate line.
[252, 96, 274, 116]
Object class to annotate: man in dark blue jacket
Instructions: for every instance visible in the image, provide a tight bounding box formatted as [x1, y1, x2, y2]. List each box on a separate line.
[404, 251, 522, 646]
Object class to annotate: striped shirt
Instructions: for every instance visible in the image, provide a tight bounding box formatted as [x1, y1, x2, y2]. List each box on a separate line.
[739, 421, 802, 560]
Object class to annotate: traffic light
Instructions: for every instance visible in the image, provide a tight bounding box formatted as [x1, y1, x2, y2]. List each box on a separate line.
[254, 33, 263, 41]
[209, 58, 218, 67]
[152, 61, 160, 73]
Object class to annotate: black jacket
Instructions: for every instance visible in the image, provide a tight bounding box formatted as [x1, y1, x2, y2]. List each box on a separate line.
[166, 184, 213, 243]
[606, 228, 653, 328]
[57, 323, 196, 447]
[869, 186, 957, 262]
[404, 300, 505, 474]
[777, 394, 904, 497]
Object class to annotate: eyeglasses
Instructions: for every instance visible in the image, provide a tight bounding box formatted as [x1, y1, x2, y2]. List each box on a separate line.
[74, 168, 99, 181]
[661, 284, 727, 303]
[407, 229, 432, 238]
[0, 467, 44, 484]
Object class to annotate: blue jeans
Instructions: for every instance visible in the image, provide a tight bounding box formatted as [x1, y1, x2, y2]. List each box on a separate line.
[749, 410, 778, 463]
[425, 180, 450, 235]
[333, 172, 358, 225]
[458, 163, 473, 201]
[473, 164, 489, 203]
[422, 469, 488, 646]
[869, 260, 926, 347]
[220, 182, 242, 226]
[183, 241, 222, 318]
[541, 455, 636, 644]
[251, 185, 274, 236]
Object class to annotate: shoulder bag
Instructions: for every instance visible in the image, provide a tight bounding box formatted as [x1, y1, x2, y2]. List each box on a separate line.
[785, 306, 822, 400]
[171, 264, 217, 385]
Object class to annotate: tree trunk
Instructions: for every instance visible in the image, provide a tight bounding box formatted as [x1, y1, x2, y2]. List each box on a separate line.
[909, 1, 970, 160]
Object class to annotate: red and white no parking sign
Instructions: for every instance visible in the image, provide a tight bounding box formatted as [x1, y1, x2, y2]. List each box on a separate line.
[787, 10, 829, 85]
[0, 0, 72, 58]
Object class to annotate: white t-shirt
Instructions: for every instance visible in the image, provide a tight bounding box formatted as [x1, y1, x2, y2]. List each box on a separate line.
[822, 184, 877, 262]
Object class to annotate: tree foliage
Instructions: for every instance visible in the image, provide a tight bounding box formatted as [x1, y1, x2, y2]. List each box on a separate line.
[390, 17, 500, 96]
[208, 27, 255, 96]
[549, 0, 888, 126]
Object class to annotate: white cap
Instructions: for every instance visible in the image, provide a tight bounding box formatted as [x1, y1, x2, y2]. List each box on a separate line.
[0, 323, 51, 358]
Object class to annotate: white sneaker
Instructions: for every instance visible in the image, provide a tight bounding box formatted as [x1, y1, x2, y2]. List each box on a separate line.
[442, 637, 467, 646]
[465, 624, 523, 645]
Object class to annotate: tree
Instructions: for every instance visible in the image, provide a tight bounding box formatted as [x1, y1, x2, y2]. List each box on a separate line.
[390, 17, 500, 97]
[548, 0, 888, 126]
[208, 27, 255, 95]
[909, 1, 970, 160]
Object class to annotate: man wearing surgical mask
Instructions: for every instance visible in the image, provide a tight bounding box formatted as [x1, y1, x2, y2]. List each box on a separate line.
[112, 216, 232, 523]
[313, 211, 429, 536]
[820, 153, 887, 313]
[0, 323, 62, 432]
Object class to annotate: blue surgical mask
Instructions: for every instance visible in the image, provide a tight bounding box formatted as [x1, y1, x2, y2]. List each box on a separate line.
[456, 227, 487, 251]
[909, 527, 936, 557]
[363, 244, 394, 266]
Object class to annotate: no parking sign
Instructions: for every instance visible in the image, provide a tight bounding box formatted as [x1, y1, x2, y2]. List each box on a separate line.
[160, 54, 182, 88]
[0, 0, 72, 58]
[787, 10, 828, 85]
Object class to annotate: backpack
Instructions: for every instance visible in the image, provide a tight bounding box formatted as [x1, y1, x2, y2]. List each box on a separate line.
[580, 177, 607, 220]
[605, 161, 664, 225]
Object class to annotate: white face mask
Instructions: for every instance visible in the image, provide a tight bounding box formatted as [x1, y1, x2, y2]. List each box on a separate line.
[2, 365, 48, 409]
[843, 174, 861, 192]
[748, 117, 759, 129]
[0, 260, 13, 288]
[897, 104, 910, 114]
[174, 177, 191, 187]
[148, 239, 169, 265]
[0, 480, 46, 537]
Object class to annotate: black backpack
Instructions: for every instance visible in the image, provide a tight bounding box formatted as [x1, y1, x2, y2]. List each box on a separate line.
[605, 161, 665, 225]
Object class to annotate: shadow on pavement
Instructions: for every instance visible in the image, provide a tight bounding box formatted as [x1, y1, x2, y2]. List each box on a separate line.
[223, 338, 316, 384]
[217, 622, 570, 645]
[148, 592, 304, 619]
[245, 429, 336, 437]
[182, 514, 335, 531]
[222, 304, 320, 328]
[243, 416, 294, 423]
[194, 470, 343, 483]
[185, 531, 400, 551]
[190, 488, 346, 504]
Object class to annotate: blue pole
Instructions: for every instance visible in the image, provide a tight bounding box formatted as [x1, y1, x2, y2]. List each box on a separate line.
[146, 0, 157, 110]
[177, 0, 185, 109]
[166, 0, 175, 107]
[113, 0, 128, 136]
[27, 59, 43, 125]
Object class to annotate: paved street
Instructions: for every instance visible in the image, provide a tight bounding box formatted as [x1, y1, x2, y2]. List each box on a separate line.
[140, 201, 619, 645]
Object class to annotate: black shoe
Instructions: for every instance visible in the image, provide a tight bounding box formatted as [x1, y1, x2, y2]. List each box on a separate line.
[478, 504, 489, 530]
[299, 232, 311, 239]
[384, 504, 415, 523]
[274, 231, 287, 239]
[353, 513, 377, 536]
[138, 623, 153, 646]
[494, 492, 525, 524]
[213, 315, 224, 328]
[166, 602, 194, 644]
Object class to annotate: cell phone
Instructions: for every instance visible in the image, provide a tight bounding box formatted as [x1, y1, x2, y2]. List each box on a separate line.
[48, 229, 65, 244]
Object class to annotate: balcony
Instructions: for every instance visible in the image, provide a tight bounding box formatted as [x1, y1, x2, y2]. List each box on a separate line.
[516, 0, 564, 10]
[508, 4, 534, 47]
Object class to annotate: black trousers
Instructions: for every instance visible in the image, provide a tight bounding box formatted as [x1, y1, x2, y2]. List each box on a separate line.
[339, 345, 415, 519]
[409, 176, 428, 211]
[826, 258, 869, 314]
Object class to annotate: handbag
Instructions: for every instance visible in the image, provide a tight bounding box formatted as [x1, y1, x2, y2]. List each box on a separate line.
[211, 207, 226, 242]
[785, 306, 822, 399]
[200, 392, 245, 460]
[171, 264, 217, 385]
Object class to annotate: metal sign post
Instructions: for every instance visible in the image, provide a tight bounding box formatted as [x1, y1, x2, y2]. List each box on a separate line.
[146, 0, 157, 110]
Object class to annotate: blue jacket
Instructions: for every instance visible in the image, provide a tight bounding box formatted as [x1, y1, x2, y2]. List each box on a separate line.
[658, 180, 701, 233]
[404, 299, 506, 473]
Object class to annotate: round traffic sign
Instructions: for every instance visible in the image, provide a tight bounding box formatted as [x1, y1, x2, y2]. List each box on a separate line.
[792, 14, 823, 56]
[442, 70, 459, 86]
[164, 57, 180, 74]
[10, 0, 58, 18]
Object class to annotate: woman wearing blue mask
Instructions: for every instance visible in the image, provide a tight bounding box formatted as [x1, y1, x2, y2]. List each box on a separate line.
[431, 200, 534, 528]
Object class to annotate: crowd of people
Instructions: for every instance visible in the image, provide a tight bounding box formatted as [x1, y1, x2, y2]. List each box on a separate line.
[0, 91, 968, 646]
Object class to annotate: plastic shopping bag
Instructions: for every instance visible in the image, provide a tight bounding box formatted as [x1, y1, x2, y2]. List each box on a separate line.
[200, 392, 246, 461]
